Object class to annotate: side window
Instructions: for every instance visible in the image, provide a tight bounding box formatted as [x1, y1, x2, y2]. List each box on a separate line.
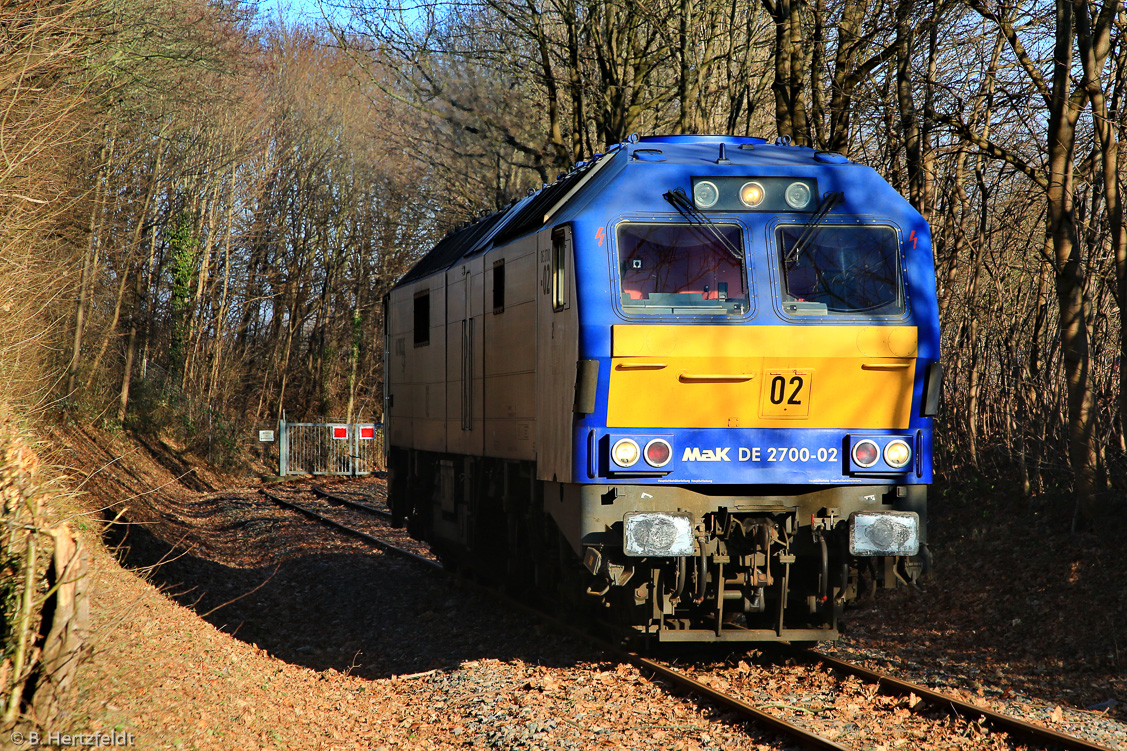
[552, 226, 570, 311]
[492, 259, 505, 313]
[413, 291, 429, 346]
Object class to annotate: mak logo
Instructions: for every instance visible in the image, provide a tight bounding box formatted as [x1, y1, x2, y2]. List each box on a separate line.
[681, 447, 731, 462]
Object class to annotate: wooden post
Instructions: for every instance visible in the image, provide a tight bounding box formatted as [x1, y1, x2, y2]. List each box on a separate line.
[31, 526, 89, 725]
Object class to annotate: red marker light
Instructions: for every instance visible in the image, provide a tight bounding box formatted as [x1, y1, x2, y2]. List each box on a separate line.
[851, 439, 880, 468]
[644, 439, 673, 468]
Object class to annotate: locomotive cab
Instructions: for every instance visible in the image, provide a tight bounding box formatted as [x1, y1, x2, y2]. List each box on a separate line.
[385, 134, 940, 644]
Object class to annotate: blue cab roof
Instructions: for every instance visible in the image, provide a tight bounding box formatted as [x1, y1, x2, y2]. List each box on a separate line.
[395, 135, 882, 288]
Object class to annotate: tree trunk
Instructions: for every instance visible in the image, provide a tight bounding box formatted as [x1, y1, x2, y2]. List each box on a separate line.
[66, 125, 115, 398]
[765, 0, 810, 143]
[1046, 0, 1100, 524]
[1074, 0, 1125, 460]
[895, 0, 925, 213]
[82, 266, 129, 391]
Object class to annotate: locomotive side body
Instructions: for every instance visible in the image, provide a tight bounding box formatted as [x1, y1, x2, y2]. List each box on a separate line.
[385, 135, 940, 643]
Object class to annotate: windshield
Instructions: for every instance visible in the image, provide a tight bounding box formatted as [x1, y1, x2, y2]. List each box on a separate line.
[776, 225, 903, 314]
[618, 223, 747, 315]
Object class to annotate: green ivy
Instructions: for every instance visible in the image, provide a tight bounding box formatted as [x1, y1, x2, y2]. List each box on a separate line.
[166, 212, 198, 386]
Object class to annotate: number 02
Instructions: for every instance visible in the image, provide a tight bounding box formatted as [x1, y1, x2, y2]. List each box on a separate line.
[769, 375, 804, 405]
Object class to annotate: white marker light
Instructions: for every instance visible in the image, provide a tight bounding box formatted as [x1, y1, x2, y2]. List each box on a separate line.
[884, 439, 912, 469]
[612, 438, 641, 468]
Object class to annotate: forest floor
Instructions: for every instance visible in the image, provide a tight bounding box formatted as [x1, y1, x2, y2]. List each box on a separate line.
[32, 424, 1127, 750]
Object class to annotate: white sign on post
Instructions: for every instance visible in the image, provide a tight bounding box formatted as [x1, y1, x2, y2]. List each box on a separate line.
[258, 430, 275, 442]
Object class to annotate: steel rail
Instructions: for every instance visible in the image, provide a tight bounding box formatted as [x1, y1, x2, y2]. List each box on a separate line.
[311, 484, 393, 520]
[260, 483, 1115, 751]
[259, 488, 436, 568]
[625, 655, 855, 751]
[805, 651, 1117, 751]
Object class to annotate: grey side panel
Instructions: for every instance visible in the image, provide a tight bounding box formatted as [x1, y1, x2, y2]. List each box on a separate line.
[445, 264, 467, 453]
[417, 277, 447, 452]
[386, 288, 412, 448]
[535, 225, 579, 481]
[387, 276, 447, 453]
[469, 260, 485, 449]
[484, 240, 537, 460]
[445, 258, 486, 456]
[574, 359, 598, 414]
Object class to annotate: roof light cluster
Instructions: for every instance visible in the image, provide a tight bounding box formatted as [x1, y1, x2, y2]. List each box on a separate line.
[691, 177, 818, 212]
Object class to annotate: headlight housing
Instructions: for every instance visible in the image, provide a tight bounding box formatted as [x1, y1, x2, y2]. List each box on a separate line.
[693, 180, 719, 208]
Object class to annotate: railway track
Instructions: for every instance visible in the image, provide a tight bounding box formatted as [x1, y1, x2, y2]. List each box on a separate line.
[259, 485, 430, 566]
[259, 481, 1117, 751]
[311, 484, 392, 520]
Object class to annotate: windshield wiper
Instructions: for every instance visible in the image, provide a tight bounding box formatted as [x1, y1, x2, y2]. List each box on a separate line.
[662, 187, 744, 261]
[784, 191, 844, 265]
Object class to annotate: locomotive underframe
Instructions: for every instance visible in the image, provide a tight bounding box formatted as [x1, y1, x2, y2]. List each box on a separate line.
[388, 446, 927, 644]
[566, 482, 926, 642]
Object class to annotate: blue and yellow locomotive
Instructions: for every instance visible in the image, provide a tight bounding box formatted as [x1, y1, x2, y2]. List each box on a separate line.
[384, 134, 941, 643]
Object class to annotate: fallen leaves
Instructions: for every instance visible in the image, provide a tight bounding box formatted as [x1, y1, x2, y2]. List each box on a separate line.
[60, 433, 1127, 751]
[525, 673, 561, 693]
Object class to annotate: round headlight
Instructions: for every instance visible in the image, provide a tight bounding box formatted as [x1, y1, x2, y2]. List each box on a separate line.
[693, 181, 719, 209]
[785, 181, 812, 209]
[884, 439, 912, 469]
[739, 181, 765, 208]
[851, 439, 880, 468]
[612, 438, 641, 468]
[643, 439, 672, 468]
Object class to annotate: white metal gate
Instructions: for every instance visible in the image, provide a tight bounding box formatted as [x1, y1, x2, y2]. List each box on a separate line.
[278, 417, 384, 476]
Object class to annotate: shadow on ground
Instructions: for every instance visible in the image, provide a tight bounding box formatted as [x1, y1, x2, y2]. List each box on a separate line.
[102, 494, 590, 680]
[97, 469, 1127, 726]
[842, 482, 1127, 721]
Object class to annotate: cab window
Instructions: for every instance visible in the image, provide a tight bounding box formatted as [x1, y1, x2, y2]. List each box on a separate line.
[776, 225, 903, 315]
[617, 223, 747, 315]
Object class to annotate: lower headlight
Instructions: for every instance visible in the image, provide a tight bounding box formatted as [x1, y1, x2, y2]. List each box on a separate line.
[624, 512, 695, 556]
[612, 438, 640, 467]
[849, 511, 919, 556]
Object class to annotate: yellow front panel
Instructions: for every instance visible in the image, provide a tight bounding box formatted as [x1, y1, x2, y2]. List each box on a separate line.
[607, 325, 917, 429]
